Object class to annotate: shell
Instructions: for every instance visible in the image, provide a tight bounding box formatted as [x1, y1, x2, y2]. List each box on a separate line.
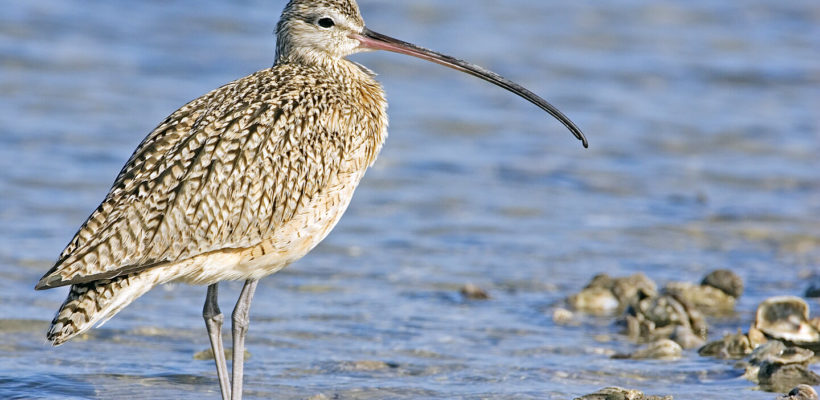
[701, 269, 744, 298]
[664, 281, 736, 314]
[568, 286, 620, 315]
[623, 294, 708, 343]
[570, 273, 657, 315]
[670, 325, 706, 349]
[610, 273, 657, 306]
[743, 340, 819, 392]
[758, 363, 820, 394]
[754, 296, 820, 349]
[698, 331, 753, 359]
[638, 295, 691, 328]
[777, 384, 819, 400]
[749, 340, 814, 366]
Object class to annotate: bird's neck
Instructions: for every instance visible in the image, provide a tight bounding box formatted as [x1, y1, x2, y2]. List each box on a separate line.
[275, 50, 371, 81]
[276, 45, 331, 65]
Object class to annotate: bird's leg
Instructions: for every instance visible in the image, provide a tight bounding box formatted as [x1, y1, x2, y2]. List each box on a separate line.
[203, 283, 231, 400]
[230, 279, 258, 400]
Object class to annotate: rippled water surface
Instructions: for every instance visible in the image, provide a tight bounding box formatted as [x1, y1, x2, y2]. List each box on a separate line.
[2, 0, 820, 399]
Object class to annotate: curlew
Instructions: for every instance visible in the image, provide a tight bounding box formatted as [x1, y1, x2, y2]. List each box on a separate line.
[35, 0, 588, 398]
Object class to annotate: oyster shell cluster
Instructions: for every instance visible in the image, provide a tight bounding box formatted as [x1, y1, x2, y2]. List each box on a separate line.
[700, 296, 820, 356]
[741, 340, 820, 393]
[566, 269, 820, 397]
[700, 296, 820, 393]
[566, 270, 743, 355]
[622, 291, 708, 349]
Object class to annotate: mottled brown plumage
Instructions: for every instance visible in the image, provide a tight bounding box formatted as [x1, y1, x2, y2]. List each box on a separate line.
[38, 0, 586, 397]
[40, 63, 386, 285]
[43, 61, 388, 342]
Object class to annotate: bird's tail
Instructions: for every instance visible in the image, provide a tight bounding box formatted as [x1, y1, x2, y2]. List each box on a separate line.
[47, 269, 171, 345]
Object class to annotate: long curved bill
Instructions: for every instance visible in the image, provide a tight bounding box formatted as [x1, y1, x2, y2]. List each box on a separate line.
[352, 27, 588, 148]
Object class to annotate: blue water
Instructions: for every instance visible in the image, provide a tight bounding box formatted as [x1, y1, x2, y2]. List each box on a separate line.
[1, 0, 819, 398]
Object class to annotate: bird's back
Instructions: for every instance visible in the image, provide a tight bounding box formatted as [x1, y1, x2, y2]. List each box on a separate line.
[37, 60, 388, 290]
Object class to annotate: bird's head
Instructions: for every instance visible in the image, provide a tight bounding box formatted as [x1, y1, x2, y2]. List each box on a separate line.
[275, 0, 367, 64]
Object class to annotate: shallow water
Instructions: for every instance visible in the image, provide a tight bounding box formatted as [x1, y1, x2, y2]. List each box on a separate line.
[1, 0, 819, 399]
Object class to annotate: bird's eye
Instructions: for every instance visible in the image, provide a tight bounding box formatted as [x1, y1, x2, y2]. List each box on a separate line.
[317, 17, 335, 29]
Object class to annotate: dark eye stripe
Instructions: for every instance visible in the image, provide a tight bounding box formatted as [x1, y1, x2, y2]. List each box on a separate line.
[317, 17, 335, 28]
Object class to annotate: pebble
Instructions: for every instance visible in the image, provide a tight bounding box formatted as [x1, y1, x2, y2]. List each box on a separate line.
[193, 348, 250, 361]
[553, 307, 575, 325]
[574, 386, 673, 400]
[460, 283, 490, 300]
[612, 339, 682, 360]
